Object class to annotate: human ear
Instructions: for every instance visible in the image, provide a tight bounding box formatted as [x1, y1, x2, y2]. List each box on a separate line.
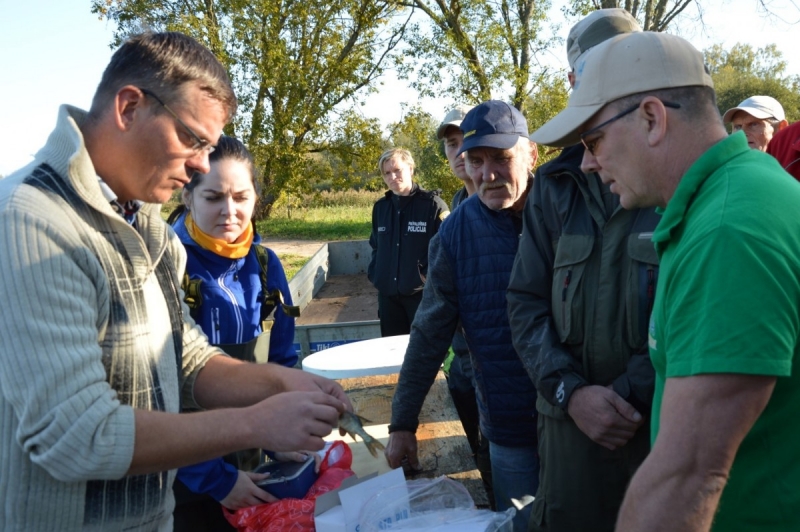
[113, 86, 146, 132]
[528, 140, 539, 170]
[640, 97, 669, 147]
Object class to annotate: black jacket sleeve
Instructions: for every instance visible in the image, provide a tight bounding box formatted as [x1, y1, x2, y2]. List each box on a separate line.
[507, 172, 588, 412]
[389, 234, 460, 433]
[611, 347, 655, 413]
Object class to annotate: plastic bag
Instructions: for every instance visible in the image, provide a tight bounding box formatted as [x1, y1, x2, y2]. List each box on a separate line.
[358, 476, 514, 531]
[224, 440, 354, 532]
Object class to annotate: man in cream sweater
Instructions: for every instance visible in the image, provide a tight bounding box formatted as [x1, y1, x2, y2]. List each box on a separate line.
[0, 31, 349, 531]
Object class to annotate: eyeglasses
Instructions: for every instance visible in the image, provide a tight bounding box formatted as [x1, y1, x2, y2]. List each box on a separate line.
[140, 88, 215, 154]
[580, 101, 681, 155]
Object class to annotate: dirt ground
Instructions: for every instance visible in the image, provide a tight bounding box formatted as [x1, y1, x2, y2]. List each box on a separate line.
[262, 238, 327, 258]
[264, 239, 379, 324]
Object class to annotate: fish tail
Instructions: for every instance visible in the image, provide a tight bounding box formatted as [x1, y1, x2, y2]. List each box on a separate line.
[363, 434, 386, 458]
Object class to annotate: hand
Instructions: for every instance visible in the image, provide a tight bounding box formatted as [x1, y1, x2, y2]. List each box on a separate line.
[385, 431, 422, 470]
[567, 385, 644, 450]
[247, 391, 345, 452]
[219, 470, 277, 510]
[274, 450, 322, 473]
[276, 366, 354, 413]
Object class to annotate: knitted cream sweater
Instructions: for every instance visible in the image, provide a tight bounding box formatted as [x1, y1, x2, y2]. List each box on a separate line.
[0, 106, 220, 531]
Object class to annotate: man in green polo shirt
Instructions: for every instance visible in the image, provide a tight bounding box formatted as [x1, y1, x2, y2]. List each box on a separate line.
[530, 31, 800, 531]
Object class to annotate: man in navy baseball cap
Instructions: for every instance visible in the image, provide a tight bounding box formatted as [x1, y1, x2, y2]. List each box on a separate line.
[458, 100, 535, 212]
[458, 100, 530, 156]
[387, 99, 539, 532]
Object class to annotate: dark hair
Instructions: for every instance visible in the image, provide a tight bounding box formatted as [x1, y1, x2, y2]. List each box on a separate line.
[166, 136, 260, 224]
[89, 31, 237, 120]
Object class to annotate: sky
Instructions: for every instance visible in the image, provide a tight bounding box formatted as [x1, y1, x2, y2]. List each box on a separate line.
[1, 0, 799, 176]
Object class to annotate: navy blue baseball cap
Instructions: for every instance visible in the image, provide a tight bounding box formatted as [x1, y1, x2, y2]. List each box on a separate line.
[457, 100, 529, 156]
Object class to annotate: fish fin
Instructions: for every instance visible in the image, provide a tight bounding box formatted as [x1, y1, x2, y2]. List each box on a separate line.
[363, 437, 386, 458]
[355, 414, 372, 424]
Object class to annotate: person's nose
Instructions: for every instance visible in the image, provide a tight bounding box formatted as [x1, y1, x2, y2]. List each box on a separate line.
[220, 196, 236, 216]
[581, 148, 600, 175]
[186, 150, 211, 175]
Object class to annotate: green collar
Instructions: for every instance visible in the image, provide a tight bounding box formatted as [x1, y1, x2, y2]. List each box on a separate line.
[652, 132, 750, 255]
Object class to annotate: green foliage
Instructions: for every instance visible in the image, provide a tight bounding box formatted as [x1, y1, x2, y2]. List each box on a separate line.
[92, 0, 407, 220]
[398, 0, 557, 112]
[706, 43, 800, 123]
[526, 69, 571, 165]
[386, 106, 463, 204]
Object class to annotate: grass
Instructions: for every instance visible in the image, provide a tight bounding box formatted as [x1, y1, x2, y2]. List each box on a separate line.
[278, 253, 312, 281]
[258, 189, 376, 241]
[257, 204, 372, 241]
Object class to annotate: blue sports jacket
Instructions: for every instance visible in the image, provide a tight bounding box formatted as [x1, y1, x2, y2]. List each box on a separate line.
[172, 212, 296, 501]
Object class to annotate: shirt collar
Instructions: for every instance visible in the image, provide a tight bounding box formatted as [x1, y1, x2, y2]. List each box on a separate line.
[652, 133, 750, 255]
[97, 176, 144, 226]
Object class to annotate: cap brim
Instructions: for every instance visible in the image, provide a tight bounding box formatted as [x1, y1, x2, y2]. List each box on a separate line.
[722, 106, 774, 123]
[457, 133, 523, 156]
[529, 103, 605, 147]
[436, 122, 459, 140]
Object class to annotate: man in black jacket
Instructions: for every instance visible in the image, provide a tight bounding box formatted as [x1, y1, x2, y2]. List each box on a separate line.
[368, 148, 449, 336]
[507, 9, 658, 532]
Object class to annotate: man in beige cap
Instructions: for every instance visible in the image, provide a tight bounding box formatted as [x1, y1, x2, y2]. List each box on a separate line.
[532, 31, 800, 531]
[508, 9, 655, 531]
[722, 95, 788, 151]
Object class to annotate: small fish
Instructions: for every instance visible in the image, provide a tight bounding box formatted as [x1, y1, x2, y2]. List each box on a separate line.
[338, 411, 385, 458]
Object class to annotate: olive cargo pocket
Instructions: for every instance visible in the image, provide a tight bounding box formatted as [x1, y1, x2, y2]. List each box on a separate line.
[625, 234, 659, 349]
[551, 234, 594, 345]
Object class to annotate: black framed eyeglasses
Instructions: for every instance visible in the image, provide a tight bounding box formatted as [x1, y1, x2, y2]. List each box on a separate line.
[580, 101, 681, 155]
[140, 88, 215, 154]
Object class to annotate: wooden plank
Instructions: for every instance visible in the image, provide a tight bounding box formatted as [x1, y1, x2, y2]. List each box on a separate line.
[336, 373, 489, 508]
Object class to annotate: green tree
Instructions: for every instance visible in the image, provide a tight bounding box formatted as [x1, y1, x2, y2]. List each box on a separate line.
[398, 0, 558, 113]
[92, 0, 408, 218]
[705, 42, 800, 123]
[526, 69, 571, 165]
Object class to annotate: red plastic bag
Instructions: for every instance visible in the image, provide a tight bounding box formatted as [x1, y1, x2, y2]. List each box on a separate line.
[224, 441, 355, 532]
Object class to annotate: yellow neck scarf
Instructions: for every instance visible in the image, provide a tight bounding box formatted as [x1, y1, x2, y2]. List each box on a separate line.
[184, 213, 254, 259]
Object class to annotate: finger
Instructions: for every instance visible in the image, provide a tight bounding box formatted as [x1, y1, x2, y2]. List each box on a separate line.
[608, 393, 642, 423]
[252, 487, 278, 504]
[244, 471, 271, 481]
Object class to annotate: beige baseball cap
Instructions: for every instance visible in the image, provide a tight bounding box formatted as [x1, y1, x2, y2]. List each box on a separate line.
[722, 95, 785, 123]
[532, 31, 714, 147]
[567, 8, 641, 70]
[436, 105, 475, 139]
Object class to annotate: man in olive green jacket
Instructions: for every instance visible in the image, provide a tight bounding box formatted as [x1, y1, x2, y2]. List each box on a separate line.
[507, 9, 658, 532]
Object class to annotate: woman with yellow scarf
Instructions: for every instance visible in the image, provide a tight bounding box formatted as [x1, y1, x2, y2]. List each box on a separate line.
[168, 136, 305, 531]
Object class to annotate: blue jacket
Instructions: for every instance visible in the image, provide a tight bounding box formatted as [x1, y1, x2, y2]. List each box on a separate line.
[390, 194, 538, 447]
[171, 212, 296, 501]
